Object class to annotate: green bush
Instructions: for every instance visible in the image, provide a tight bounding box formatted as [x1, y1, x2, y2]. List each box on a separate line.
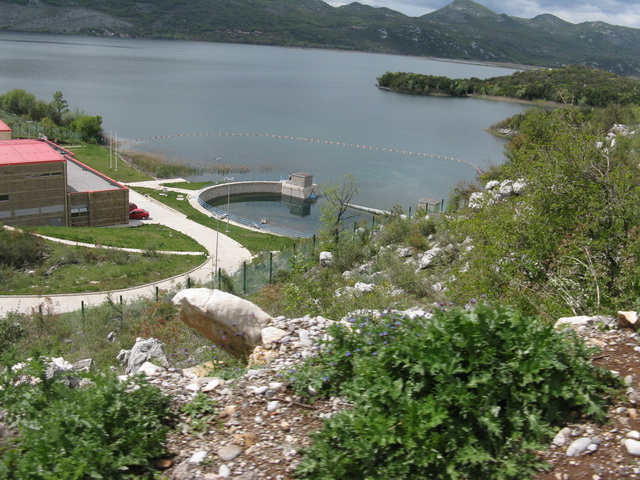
[293, 303, 620, 480]
[0, 313, 26, 355]
[0, 228, 48, 269]
[0, 356, 172, 480]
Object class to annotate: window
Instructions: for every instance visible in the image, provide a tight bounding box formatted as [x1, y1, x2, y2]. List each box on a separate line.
[0, 194, 8, 202]
[70, 206, 89, 218]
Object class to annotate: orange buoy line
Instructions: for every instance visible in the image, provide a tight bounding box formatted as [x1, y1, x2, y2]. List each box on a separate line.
[119, 132, 485, 175]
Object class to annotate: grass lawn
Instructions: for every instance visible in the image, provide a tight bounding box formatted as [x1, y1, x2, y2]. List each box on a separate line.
[25, 224, 206, 253]
[159, 181, 213, 190]
[0, 241, 206, 295]
[132, 187, 300, 254]
[65, 144, 153, 183]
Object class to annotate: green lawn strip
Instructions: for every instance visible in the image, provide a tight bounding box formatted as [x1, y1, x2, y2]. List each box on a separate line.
[0, 243, 206, 295]
[64, 144, 154, 183]
[133, 187, 297, 254]
[24, 224, 206, 253]
[161, 181, 213, 190]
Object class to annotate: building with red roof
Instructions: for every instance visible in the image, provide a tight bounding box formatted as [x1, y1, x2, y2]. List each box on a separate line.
[0, 120, 12, 141]
[0, 137, 129, 227]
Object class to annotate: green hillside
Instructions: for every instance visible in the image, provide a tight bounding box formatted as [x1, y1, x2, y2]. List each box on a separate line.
[1, 0, 640, 75]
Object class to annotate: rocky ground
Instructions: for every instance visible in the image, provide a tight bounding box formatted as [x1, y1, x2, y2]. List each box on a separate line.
[132, 313, 640, 480]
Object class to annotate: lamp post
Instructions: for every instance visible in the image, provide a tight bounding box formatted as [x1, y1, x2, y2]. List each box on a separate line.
[226, 182, 231, 232]
[215, 214, 220, 280]
[215, 212, 228, 282]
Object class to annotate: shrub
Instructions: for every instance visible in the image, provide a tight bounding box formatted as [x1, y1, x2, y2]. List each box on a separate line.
[0, 313, 27, 355]
[293, 303, 621, 480]
[0, 356, 172, 480]
[0, 228, 48, 269]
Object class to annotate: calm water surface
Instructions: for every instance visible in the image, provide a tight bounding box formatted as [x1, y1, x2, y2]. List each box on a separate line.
[0, 32, 528, 214]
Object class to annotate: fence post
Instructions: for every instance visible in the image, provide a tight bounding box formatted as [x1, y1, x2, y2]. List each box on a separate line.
[81, 301, 85, 318]
[155, 286, 159, 301]
[409, 206, 412, 219]
[243, 261, 247, 294]
[371, 215, 376, 230]
[269, 252, 273, 284]
[440, 199, 445, 212]
[187, 277, 191, 288]
[312, 234, 316, 249]
[218, 268, 221, 290]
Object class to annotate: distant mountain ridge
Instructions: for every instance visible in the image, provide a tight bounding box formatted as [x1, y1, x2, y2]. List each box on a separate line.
[1, 0, 640, 75]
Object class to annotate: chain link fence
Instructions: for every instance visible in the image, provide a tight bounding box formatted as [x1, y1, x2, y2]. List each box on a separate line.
[11, 121, 83, 143]
[208, 239, 317, 295]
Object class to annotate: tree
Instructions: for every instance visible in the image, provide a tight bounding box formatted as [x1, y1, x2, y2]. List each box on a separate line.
[0, 89, 36, 117]
[70, 115, 103, 142]
[49, 91, 69, 124]
[319, 174, 359, 245]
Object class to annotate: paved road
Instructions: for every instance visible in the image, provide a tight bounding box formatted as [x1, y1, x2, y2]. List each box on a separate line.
[0, 181, 253, 316]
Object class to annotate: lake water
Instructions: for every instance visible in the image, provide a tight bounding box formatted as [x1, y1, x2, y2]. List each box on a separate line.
[0, 32, 527, 214]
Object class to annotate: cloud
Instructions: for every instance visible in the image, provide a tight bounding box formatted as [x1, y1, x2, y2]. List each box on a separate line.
[325, 0, 640, 28]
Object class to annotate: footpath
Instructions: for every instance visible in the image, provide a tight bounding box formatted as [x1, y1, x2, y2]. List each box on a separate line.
[0, 180, 253, 316]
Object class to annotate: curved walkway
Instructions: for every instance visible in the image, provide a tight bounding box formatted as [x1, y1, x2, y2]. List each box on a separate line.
[0, 180, 253, 316]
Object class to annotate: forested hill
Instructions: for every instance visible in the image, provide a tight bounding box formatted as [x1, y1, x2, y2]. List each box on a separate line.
[2, 0, 640, 75]
[377, 65, 640, 108]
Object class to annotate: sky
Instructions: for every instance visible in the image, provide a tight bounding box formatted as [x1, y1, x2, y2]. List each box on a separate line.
[325, 0, 640, 29]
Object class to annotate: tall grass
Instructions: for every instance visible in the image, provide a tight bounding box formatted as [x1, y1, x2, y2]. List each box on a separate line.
[121, 150, 251, 179]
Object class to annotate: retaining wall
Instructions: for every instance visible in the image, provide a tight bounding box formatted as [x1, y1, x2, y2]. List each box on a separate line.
[199, 181, 283, 205]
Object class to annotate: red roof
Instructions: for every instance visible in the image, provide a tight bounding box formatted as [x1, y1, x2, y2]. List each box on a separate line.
[0, 120, 11, 132]
[0, 139, 65, 166]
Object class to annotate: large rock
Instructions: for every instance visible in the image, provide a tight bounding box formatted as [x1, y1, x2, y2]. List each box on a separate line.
[117, 337, 168, 375]
[319, 251, 333, 267]
[618, 311, 639, 330]
[173, 288, 272, 357]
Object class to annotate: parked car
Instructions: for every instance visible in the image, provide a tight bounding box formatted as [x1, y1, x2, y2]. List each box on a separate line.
[129, 208, 149, 220]
[129, 202, 138, 211]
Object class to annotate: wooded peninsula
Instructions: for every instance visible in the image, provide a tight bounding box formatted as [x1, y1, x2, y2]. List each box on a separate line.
[377, 65, 640, 108]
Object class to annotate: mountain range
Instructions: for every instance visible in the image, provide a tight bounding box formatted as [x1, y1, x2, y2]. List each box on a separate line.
[2, 0, 640, 75]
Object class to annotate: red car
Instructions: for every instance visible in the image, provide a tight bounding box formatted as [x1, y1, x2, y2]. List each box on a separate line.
[129, 208, 150, 220]
[129, 202, 138, 211]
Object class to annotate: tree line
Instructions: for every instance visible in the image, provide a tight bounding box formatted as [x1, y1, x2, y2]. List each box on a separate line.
[0, 89, 103, 143]
[377, 65, 640, 108]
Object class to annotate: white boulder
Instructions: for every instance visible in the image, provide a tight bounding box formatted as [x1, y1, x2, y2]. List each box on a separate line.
[173, 288, 272, 357]
[319, 251, 333, 267]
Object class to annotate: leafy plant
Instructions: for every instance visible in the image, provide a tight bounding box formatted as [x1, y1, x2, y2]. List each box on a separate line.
[0, 356, 172, 480]
[181, 392, 218, 434]
[293, 303, 621, 480]
[448, 105, 640, 318]
[0, 313, 26, 355]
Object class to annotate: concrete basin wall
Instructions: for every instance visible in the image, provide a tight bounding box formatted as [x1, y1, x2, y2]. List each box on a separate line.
[199, 181, 283, 205]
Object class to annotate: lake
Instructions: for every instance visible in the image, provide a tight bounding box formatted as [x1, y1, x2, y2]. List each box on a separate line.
[0, 32, 528, 212]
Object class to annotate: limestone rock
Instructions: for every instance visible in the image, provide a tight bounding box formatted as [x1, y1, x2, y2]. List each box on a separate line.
[261, 327, 288, 346]
[624, 438, 640, 456]
[117, 337, 168, 375]
[617, 311, 639, 331]
[555, 315, 595, 329]
[319, 251, 333, 267]
[566, 437, 593, 456]
[417, 245, 442, 270]
[173, 288, 272, 357]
